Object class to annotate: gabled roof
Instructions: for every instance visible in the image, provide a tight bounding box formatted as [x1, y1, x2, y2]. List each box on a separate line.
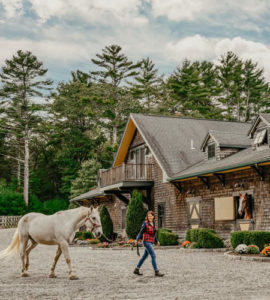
[248, 113, 270, 136]
[169, 147, 270, 181]
[114, 114, 251, 178]
[201, 130, 251, 150]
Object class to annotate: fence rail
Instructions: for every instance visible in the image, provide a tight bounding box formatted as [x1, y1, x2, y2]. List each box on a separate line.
[0, 216, 22, 229]
[100, 163, 153, 187]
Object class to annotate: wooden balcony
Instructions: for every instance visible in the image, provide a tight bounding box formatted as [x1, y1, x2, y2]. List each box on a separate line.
[99, 163, 153, 188]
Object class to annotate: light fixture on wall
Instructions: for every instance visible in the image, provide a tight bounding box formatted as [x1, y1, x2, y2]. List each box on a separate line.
[234, 183, 245, 188]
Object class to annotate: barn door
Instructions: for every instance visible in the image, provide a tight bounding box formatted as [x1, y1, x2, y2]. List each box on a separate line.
[187, 197, 202, 228]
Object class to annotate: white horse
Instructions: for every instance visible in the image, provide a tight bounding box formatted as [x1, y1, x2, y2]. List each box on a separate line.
[0, 205, 102, 280]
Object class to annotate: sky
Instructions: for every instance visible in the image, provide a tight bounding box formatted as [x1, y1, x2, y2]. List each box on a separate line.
[1, 0, 270, 85]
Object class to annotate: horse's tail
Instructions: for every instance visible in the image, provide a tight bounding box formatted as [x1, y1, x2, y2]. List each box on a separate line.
[0, 229, 20, 260]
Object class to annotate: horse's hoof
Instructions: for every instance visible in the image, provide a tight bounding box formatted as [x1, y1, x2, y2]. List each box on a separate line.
[69, 275, 79, 280]
[49, 274, 57, 278]
[21, 273, 29, 277]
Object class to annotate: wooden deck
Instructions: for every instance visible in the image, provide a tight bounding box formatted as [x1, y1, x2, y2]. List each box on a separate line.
[99, 163, 153, 187]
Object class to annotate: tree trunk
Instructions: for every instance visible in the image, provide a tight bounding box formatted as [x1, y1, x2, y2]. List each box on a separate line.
[24, 136, 29, 206]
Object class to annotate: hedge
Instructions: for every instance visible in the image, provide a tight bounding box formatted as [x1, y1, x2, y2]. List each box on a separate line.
[185, 228, 223, 248]
[157, 228, 178, 246]
[100, 205, 114, 240]
[75, 231, 95, 240]
[231, 231, 270, 250]
[126, 190, 146, 239]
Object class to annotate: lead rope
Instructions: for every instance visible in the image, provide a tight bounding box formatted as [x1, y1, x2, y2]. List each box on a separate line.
[101, 233, 114, 243]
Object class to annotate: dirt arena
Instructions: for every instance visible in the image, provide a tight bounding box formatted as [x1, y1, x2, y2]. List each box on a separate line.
[0, 228, 269, 300]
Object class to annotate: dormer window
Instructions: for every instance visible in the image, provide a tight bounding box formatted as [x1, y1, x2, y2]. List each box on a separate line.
[254, 129, 267, 146]
[208, 144, 215, 159]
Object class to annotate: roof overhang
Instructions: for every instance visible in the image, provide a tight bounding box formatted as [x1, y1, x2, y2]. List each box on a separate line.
[168, 160, 270, 182]
[101, 180, 154, 192]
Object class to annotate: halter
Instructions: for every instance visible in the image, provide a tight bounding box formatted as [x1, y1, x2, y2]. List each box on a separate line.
[85, 211, 101, 232]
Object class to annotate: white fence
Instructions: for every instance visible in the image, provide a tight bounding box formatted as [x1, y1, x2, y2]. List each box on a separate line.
[0, 216, 22, 229]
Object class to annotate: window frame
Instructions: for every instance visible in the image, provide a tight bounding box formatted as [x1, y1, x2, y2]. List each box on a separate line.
[208, 144, 216, 159]
[157, 203, 165, 228]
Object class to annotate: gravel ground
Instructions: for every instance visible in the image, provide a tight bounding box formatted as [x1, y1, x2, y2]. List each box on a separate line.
[0, 229, 269, 300]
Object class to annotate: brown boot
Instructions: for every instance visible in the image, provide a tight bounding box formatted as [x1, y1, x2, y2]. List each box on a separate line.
[133, 267, 143, 275]
[155, 270, 164, 277]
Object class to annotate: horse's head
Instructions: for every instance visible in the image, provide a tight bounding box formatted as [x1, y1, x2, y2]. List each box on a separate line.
[85, 205, 103, 238]
[238, 193, 247, 216]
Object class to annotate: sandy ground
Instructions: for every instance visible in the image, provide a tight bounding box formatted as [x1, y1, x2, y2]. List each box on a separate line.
[0, 229, 269, 300]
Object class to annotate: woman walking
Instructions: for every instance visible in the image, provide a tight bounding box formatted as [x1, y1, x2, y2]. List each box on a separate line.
[133, 211, 164, 277]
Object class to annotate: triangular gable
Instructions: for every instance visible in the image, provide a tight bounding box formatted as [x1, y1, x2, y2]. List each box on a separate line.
[248, 114, 270, 137]
[113, 117, 136, 167]
[113, 114, 169, 179]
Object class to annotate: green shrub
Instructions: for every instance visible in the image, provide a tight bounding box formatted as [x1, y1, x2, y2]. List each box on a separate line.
[126, 190, 146, 239]
[27, 194, 43, 213]
[231, 231, 270, 250]
[100, 205, 114, 240]
[246, 245, 260, 254]
[157, 228, 172, 240]
[75, 231, 94, 240]
[186, 229, 191, 241]
[190, 242, 200, 249]
[158, 230, 178, 246]
[0, 186, 26, 215]
[42, 198, 69, 215]
[197, 229, 224, 248]
[186, 228, 223, 248]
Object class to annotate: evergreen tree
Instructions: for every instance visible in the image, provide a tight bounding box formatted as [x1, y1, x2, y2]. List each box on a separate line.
[70, 159, 101, 198]
[168, 59, 221, 118]
[0, 50, 52, 205]
[131, 57, 161, 112]
[91, 45, 140, 143]
[126, 190, 146, 239]
[216, 51, 243, 120]
[100, 205, 114, 240]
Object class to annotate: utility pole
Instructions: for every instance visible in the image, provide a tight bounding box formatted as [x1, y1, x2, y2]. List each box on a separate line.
[24, 136, 29, 206]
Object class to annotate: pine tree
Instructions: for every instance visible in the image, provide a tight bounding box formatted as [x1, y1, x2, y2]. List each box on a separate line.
[216, 51, 243, 120]
[167, 59, 221, 118]
[131, 57, 161, 112]
[126, 190, 146, 239]
[91, 45, 140, 143]
[70, 159, 101, 199]
[100, 205, 114, 240]
[0, 50, 52, 205]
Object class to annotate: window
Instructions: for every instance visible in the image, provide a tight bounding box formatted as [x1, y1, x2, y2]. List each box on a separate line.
[254, 129, 267, 146]
[121, 207, 127, 229]
[234, 193, 253, 220]
[158, 203, 165, 228]
[208, 144, 215, 159]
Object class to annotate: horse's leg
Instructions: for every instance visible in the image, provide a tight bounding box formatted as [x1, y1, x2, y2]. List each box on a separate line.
[20, 236, 29, 277]
[59, 241, 78, 280]
[49, 246, 62, 278]
[25, 240, 38, 271]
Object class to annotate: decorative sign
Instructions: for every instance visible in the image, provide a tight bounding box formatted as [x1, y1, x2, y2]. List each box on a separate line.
[215, 197, 235, 221]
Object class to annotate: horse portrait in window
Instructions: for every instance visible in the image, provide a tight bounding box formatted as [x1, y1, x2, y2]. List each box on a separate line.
[237, 192, 253, 219]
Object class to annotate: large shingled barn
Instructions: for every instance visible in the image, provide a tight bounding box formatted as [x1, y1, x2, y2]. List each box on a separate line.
[70, 113, 270, 239]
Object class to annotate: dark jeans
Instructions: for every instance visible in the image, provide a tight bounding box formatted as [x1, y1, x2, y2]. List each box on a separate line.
[137, 241, 158, 271]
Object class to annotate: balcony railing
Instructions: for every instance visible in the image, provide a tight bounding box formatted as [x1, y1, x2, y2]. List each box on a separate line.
[99, 163, 153, 188]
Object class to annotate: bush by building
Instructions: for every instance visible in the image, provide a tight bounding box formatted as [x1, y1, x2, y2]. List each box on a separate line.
[100, 205, 114, 240]
[126, 190, 146, 239]
[185, 228, 223, 248]
[231, 231, 270, 250]
[157, 228, 178, 246]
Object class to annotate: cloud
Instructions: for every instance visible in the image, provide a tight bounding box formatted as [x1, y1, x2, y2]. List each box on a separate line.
[0, 0, 23, 18]
[165, 35, 270, 80]
[149, 0, 270, 21]
[28, 0, 147, 25]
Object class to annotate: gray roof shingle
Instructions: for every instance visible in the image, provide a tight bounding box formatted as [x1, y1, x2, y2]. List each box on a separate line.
[170, 147, 270, 180]
[203, 130, 251, 149]
[131, 114, 251, 177]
